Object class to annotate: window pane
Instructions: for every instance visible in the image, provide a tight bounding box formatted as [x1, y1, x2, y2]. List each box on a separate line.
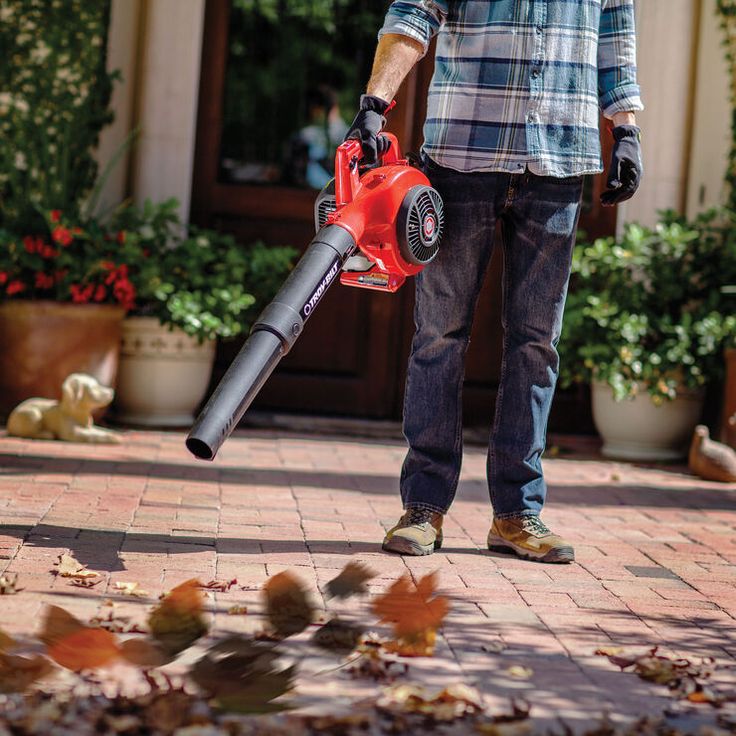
[219, 0, 389, 189]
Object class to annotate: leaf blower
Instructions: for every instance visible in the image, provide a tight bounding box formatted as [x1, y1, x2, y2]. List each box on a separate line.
[185, 133, 444, 461]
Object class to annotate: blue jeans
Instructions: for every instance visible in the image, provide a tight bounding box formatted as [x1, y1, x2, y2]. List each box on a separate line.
[400, 157, 584, 519]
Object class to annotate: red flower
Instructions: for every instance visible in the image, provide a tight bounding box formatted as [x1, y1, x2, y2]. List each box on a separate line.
[70, 283, 94, 303]
[23, 236, 37, 254]
[72, 227, 83, 235]
[40, 244, 59, 259]
[34, 272, 55, 289]
[94, 284, 107, 302]
[50, 210, 61, 223]
[53, 270, 67, 283]
[113, 278, 136, 310]
[117, 230, 126, 244]
[0, 272, 7, 285]
[6, 280, 26, 296]
[52, 226, 73, 247]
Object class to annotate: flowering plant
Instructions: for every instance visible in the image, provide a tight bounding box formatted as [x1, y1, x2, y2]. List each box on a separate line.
[559, 209, 736, 403]
[0, 209, 139, 310]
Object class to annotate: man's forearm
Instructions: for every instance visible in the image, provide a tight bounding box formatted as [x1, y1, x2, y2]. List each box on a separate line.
[612, 111, 637, 127]
[366, 33, 424, 102]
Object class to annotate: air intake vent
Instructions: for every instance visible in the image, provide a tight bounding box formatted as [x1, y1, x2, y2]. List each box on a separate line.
[398, 186, 444, 266]
[314, 179, 337, 233]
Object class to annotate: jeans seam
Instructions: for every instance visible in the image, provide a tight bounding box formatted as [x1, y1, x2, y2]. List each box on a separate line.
[405, 501, 446, 514]
[488, 233, 510, 513]
[494, 510, 540, 520]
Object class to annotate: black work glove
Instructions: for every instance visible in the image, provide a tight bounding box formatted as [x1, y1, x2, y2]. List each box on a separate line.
[600, 124, 643, 207]
[345, 94, 394, 165]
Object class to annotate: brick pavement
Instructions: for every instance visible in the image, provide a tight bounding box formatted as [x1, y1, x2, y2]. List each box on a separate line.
[1, 428, 735, 730]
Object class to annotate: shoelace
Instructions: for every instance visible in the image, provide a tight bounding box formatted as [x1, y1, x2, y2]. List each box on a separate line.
[405, 507, 437, 526]
[521, 516, 551, 535]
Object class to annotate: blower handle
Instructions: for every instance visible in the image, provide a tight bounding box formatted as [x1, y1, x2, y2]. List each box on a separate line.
[335, 133, 401, 207]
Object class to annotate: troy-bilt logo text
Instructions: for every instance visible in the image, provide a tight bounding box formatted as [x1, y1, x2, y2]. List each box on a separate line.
[302, 259, 340, 316]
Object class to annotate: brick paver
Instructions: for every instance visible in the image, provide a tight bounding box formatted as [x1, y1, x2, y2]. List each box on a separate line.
[1, 428, 735, 730]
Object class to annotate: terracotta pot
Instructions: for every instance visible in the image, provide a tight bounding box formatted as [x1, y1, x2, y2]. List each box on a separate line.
[0, 300, 125, 418]
[722, 348, 736, 448]
[591, 381, 705, 462]
[112, 317, 216, 427]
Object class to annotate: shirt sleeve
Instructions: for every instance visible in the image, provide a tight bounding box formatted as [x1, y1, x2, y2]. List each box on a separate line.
[597, 0, 644, 119]
[378, 0, 449, 55]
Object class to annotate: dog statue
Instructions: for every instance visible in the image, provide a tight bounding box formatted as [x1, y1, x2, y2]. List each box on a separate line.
[6, 373, 122, 444]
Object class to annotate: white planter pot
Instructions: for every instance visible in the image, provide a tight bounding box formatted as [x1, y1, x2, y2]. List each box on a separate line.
[113, 317, 216, 427]
[591, 381, 704, 462]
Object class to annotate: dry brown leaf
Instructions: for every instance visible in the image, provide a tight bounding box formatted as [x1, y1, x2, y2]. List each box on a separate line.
[0, 630, 15, 652]
[39, 605, 86, 647]
[262, 571, 314, 639]
[311, 617, 364, 654]
[120, 638, 172, 669]
[54, 552, 99, 580]
[148, 578, 208, 656]
[69, 578, 102, 589]
[325, 562, 377, 600]
[347, 635, 409, 682]
[200, 578, 237, 593]
[47, 626, 120, 671]
[506, 666, 534, 680]
[190, 635, 296, 713]
[0, 573, 22, 595]
[481, 641, 508, 654]
[90, 610, 147, 634]
[227, 605, 248, 616]
[594, 646, 625, 657]
[377, 683, 485, 722]
[114, 581, 150, 598]
[0, 652, 54, 693]
[371, 572, 449, 656]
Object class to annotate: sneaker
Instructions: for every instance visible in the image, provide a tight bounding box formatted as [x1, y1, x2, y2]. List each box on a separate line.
[487, 515, 574, 563]
[382, 507, 444, 556]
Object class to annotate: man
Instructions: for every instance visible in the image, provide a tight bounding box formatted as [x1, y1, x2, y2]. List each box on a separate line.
[346, 1, 643, 563]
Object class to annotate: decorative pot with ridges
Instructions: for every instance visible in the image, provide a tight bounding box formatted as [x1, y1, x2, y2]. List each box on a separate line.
[112, 317, 216, 427]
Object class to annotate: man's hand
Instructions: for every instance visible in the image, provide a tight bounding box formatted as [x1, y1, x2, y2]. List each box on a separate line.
[601, 124, 642, 207]
[345, 94, 394, 165]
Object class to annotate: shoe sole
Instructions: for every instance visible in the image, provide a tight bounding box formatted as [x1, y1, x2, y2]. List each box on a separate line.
[382, 536, 443, 556]
[487, 536, 574, 564]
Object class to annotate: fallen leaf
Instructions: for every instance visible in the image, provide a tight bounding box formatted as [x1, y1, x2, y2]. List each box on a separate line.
[384, 628, 437, 657]
[120, 639, 172, 669]
[54, 552, 99, 580]
[0, 652, 54, 693]
[481, 641, 508, 654]
[227, 605, 248, 616]
[90, 610, 147, 634]
[0, 630, 15, 652]
[144, 691, 194, 733]
[377, 683, 485, 722]
[347, 634, 409, 682]
[114, 581, 150, 598]
[311, 617, 364, 653]
[262, 571, 314, 638]
[506, 666, 533, 680]
[371, 573, 449, 656]
[200, 578, 237, 593]
[47, 627, 120, 671]
[69, 578, 102, 589]
[190, 635, 296, 713]
[39, 605, 86, 647]
[148, 579, 208, 656]
[325, 562, 377, 600]
[594, 646, 625, 657]
[0, 573, 22, 595]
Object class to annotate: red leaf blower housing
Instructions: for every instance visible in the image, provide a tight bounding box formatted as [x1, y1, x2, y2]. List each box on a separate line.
[186, 132, 444, 461]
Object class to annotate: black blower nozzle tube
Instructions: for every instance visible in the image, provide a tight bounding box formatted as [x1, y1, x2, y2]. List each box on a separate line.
[186, 225, 357, 461]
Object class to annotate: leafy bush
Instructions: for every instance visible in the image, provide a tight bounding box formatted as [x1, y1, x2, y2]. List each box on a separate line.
[559, 209, 736, 403]
[0, 1, 116, 235]
[111, 199, 298, 342]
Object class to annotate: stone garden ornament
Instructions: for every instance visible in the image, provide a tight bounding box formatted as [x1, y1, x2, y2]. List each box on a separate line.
[7, 373, 122, 444]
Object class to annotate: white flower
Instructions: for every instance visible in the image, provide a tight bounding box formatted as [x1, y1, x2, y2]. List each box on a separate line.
[14, 152, 27, 170]
[56, 67, 71, 81]
[0, 93, 11, 115]
[0, 6, 14, 21]
[14, 97, 29, 114]
[16, 33, 31, 44]
[30, 42, 51, 64]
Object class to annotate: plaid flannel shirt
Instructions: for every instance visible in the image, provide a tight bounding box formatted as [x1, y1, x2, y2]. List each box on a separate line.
[379, 0, 643, 177]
